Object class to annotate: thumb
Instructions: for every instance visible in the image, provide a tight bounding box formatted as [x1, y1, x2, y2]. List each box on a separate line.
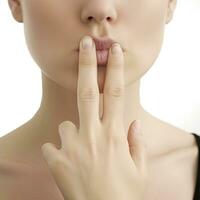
[127, 120, 147, 173]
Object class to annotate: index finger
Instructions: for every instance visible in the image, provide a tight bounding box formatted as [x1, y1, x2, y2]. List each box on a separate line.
[77, 36, 100, 130]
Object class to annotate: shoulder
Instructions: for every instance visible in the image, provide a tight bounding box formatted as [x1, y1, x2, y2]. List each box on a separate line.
[0, 128, 22, 161]
[144, 111, 199, 171]
[145, 116, 199, 198]
[154, 116, 199, 161]
[0, 133, 62, 200]
[154, 117, 199, 183]
[0, 129, 25, 175]
[0, 128, 35, 180]
[0, 130, 41, 198]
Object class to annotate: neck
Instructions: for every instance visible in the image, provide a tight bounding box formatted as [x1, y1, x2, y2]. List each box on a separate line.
[29, 73, 151, 149]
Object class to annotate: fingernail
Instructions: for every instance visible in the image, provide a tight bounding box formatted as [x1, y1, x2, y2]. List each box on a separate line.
[82, 36, 93, 50]
[133, 120, 141, 133]
[111, 43, 121, 55]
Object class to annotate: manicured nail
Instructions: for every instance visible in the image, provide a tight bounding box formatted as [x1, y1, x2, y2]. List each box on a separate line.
[82, 36, 93, 50]
[111, 43, 121, 55]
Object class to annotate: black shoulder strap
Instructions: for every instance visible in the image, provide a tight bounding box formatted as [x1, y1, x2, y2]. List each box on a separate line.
[192, 133, 200, 200]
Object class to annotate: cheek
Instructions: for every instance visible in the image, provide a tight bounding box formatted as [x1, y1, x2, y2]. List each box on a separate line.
[124, 1, 167, 84]
[22, 0, 79, 79]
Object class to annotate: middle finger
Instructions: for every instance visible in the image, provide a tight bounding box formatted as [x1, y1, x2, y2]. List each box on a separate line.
[102, 43, 125, 125]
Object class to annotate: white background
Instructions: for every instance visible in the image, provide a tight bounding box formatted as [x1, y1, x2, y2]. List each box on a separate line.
[0, 0, 200, 137]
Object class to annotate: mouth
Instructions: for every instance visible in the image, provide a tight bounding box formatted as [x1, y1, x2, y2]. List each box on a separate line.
[96, 49, 109, 66]
[76, 36, 125, 66]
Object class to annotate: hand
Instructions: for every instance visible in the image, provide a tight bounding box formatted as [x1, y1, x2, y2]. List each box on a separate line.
[41, 36, 148, 200]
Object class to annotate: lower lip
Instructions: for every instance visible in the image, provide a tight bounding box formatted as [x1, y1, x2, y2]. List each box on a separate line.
[96, 50, 109, 66]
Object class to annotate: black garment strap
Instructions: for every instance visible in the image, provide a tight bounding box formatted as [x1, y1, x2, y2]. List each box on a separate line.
[192, 133, 200, 200]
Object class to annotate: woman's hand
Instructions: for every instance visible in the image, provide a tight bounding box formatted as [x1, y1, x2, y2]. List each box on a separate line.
[41, 36, 148, 200]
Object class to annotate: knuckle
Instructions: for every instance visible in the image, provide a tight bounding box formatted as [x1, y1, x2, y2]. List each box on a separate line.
[79, 88, 98, 101]
[105, 85, 124, 98]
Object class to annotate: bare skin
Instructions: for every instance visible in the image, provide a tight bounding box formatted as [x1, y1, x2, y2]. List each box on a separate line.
[0, 110, 198, 200]
[0, 0, 199, 199]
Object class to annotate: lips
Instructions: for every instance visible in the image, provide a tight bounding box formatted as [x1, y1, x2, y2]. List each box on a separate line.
[76, 36, 125, 66]
[76, 36, 125, 52]
[96, 50, 109, 66]
[92, 37, 116, 51]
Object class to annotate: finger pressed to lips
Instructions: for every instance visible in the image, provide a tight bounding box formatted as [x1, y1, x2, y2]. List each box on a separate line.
[77, 36, 124, 131]
[102, 43, 124, 124]
[78, 36, 100, 130]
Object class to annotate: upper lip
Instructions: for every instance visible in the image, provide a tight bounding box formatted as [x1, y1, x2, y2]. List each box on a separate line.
[92, 36, 116, 51]
[77, 36, 125, 52]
